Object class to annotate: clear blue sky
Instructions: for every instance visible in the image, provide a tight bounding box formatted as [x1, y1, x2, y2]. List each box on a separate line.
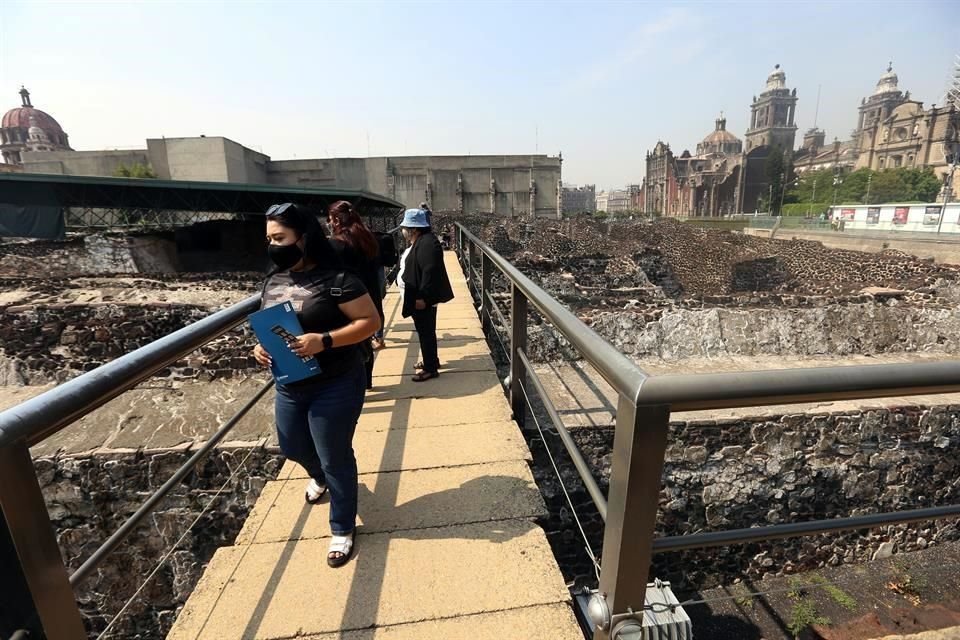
[2, 1, 957, 190]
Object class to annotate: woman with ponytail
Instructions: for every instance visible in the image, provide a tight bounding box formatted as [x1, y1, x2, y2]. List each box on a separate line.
[327, 200, 384, 387]
[252, 202, 379, 567]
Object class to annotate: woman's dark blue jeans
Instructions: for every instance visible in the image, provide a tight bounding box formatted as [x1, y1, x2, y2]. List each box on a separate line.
[274, 363, 366, 535]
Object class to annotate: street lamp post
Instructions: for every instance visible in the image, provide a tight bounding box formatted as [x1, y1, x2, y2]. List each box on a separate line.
[779, 176, 799, 217]
[864, 172, 873, 205]
[936, 142, 960, 234]
[808, 173, 817, 216]
[830, 167, 844, 225]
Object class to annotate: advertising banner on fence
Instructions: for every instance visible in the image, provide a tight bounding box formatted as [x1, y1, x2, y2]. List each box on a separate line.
[924, 205, 942, 226]
[841, 208, 856, 221]
[893, 207, 909, 225]
[866, 207, 880, 224]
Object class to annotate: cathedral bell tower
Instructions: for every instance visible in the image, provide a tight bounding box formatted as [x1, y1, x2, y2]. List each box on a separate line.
[745, 64, 798, 152]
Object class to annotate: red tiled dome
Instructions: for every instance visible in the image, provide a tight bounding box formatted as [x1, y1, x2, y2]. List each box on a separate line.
[2, 106, 65, 135]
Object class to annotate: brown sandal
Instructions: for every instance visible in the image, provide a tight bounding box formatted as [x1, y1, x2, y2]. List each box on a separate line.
[412, 370, 439, 382]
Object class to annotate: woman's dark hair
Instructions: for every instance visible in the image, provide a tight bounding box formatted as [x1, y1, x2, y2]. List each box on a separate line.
[328, 200, 379, 260]
[265, 202, 340, 271]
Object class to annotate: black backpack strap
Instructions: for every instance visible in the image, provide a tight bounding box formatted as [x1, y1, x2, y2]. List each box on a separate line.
[330, 271, 346, 298]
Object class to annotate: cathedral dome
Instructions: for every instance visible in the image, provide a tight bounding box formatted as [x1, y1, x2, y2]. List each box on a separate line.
[703, 128, 739, 145]
[2, 104, 65, 136]
[765, 64, 786, 91]
[874, 63, 899, 95]
[1, 87, 71, 164]
[698, 114, 742, 156]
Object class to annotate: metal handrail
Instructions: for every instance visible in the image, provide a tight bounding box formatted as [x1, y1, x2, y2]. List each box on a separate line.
[653, 502, 960, 553]
[69, 379, 275, 587]
[0, 294, 261, 449]
[637, 361, 960, 410]
[457, 225, 647, 402]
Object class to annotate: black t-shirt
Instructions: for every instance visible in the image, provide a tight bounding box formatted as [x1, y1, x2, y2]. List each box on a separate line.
[261, 267, 368, 385]
[329, 238, 382, 305]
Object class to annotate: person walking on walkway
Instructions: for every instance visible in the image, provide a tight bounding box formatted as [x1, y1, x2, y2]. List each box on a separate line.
[326, 200, 383, 388]
[253, 202, 379, 567]
[399, 208, 454, 382]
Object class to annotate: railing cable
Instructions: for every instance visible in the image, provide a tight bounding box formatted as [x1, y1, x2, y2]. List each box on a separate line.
[517, 377, 601, 582]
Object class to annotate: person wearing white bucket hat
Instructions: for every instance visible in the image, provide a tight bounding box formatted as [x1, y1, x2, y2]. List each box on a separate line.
[399, 208, 453, 381]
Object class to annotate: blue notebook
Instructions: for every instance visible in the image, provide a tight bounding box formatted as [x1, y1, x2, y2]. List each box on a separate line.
[248, 302, 322, 384]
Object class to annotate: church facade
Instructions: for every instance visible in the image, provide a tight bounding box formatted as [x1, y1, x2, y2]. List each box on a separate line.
[644, 65, 797, 217]
[647, 61, 960, 215]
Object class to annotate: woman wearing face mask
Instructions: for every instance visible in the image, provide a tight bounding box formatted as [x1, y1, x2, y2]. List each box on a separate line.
[252, 202, 379, 567]
[399, 208, 454, 381]
[326, 200, 383, 388]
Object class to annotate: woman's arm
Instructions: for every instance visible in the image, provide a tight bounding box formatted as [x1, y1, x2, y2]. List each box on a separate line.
[291, 293, 380, 356]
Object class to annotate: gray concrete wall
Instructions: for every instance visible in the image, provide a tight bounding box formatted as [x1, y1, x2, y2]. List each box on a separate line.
[265, 159, 337, 187]
[21, 138, 561, 216]
[21, 150, 150, 176]
[267, 154, 561, 216]
[148, 137, 230, 182]
[223, 138, 269, 183]
[146, 139, 172, 179]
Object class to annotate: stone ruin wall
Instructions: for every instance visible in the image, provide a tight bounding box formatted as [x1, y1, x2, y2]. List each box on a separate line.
[0, 234, 179, 277]
[0, 302, 260, 386]
[529, 300, 960, 362]
[0, 234, 264, 385]
[34, 447, 283, 638]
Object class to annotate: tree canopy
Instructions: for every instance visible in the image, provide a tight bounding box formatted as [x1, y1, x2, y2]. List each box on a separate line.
[785, 166, 941, 207]
[112, 162, 158, 179]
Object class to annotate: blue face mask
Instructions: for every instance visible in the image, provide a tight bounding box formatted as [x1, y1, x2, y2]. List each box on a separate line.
[267, 242, 303, 271]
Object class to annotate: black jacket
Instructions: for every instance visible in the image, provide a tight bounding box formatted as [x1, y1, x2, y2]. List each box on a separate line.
[401, 232, 454, 317]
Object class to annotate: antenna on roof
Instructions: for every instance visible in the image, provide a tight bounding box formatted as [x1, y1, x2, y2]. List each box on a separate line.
[813, 84, 821, 128]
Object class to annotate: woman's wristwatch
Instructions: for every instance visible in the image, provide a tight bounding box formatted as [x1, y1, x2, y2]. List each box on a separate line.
[321, 332, 334, 350]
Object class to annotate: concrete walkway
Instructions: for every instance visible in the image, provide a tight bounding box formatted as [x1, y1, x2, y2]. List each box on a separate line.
[167, 253, 582, 639]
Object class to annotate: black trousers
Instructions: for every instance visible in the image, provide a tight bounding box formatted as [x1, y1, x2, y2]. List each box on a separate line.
[412, 306, 440, 373]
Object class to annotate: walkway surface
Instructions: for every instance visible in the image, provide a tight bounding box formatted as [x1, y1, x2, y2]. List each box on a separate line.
[167, 252, 582, 639]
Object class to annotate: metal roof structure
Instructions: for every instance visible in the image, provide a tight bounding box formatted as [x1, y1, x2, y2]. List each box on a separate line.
[0, 172, 405, 216]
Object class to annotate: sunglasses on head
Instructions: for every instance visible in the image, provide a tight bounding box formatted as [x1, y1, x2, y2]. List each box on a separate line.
[266, 202, 296, 217]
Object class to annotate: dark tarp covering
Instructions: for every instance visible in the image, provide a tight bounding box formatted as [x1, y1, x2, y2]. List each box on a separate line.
[0, 204, 65, 239]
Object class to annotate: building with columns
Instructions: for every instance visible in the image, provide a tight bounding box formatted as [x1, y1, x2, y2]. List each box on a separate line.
[791, 63, 959, 190]
[561, 183, 596, 214]
[643, 115, 744, 217]
[852, 63, 959, 188]
[643, 65, 795, 216]
[2, 88, 562, 216]
[644, 60, 959, 213]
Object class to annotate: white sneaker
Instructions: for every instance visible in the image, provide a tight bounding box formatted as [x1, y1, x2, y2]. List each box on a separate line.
[305, 478, 328, 504]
